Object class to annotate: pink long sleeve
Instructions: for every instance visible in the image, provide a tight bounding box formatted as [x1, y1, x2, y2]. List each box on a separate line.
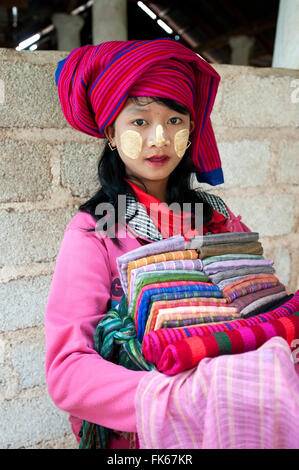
[44, 216, 148, 436]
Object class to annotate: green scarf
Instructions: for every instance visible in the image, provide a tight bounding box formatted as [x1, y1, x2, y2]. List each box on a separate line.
[79, 295, 156, 449]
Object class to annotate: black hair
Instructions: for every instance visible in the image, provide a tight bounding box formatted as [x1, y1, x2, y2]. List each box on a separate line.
[78, 96, 213, 247]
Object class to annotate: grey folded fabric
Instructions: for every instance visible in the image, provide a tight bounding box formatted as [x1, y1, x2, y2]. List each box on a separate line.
[242, 293, 293, 318]
[210, 265, 275, 284]
[188, 231, 259, 248]
[241, 291, 288, 315]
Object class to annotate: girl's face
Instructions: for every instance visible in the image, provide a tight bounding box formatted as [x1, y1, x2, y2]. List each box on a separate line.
[104, 97, 195, 185]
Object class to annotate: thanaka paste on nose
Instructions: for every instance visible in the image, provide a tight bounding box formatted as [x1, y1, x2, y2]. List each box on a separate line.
[120, 130, 142, 159]
[174, 128, 189, 158]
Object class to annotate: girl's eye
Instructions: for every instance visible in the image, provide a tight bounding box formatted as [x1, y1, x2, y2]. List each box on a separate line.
[169, 117, 182, 124]
[133, 119, 146, 126]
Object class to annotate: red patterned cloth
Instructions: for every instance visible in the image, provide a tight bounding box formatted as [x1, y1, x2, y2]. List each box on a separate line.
[142, 290, 299, 373]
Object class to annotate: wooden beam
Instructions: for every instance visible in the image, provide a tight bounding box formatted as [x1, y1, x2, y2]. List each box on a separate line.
[197, 15, 276, 52]
[0, 39, 17, 47]
[0, 0, 28, 7]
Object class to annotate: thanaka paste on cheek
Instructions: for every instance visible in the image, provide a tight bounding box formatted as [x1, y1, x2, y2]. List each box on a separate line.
[174, 128, 189, 158]
[120, 130, 142, 159]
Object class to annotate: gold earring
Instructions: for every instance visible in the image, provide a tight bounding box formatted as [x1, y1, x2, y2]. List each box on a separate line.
[108, 141, 116, 151]
[186, 140, 191, 149]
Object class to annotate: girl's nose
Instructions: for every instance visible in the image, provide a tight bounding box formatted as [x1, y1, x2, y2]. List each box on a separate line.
[148, 124, 170, 147]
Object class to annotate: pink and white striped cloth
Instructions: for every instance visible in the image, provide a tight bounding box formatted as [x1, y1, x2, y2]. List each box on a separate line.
[135, 337, 299, 449]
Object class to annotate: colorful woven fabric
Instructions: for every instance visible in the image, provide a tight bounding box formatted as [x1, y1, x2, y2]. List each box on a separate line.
[229, 283, 286, 312]
[222, 274, 279, 291]
[163, 314, 240, 328]
[135, 283, 222, 342]
[153, 305, 240, 331]
[133, 280, 214, 338]
[156, 311, 299, 375]
[146, 290, 224, 325]
[135, 337, 299, 449]
[117, 235, 186, 294]
[129, 269, 210, 311]
[142, 290, 299, 365]
[127, 249, 198, 299]
[223, 276, 280, 303]
[55, 39, 223, 186]
[196, 241, 263, 259]
[79, 295, 155, 449]
[128, 259, 204, 304]
[144, 296, 228, 335]
[218, 272, 277, 290]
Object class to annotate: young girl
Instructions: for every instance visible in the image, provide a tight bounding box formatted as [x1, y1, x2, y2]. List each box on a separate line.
[45, 38, 251, 448]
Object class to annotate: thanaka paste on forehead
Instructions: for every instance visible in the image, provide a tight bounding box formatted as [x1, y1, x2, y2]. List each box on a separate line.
[174, 128, 189, 158]
[120, 130, 142, 159]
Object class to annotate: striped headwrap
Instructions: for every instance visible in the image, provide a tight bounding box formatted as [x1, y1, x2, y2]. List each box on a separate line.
[55, 38, 223, 186]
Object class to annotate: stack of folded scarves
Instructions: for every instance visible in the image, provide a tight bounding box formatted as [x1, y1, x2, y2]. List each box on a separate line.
[116, 232, 298, 375]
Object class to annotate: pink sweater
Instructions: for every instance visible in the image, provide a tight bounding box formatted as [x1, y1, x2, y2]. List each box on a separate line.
[44, 208, 251, 448]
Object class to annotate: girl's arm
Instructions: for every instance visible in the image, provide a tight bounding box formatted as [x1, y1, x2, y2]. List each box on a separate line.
[44, 218, 147, 433]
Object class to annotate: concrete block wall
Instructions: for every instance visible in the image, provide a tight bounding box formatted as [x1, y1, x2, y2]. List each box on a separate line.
[0, 48, 298, 448]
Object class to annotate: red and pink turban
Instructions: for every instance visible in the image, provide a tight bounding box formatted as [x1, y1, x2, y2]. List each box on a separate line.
[55, 38, 223, 186]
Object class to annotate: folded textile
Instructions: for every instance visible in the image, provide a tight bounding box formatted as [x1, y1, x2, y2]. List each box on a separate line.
[129, 271, 210, 316]
[144, 297, 228, 335]
[240, 291, 288, 315]
[243, 293, 294, 318]
[222, 275, 280, 301]
[153, 305, 239, 331]
[163, 314, 240, 328]
[127, 249, 198, 299]
[135, 283, 223, 342]
[146, 290, 225, 325]
[224, 279, 281, 303]
[156, 312, 299, 375]
[222, 274, 279, 292]
[196, 241, 263, 259]
[209, 265, 275, 284]
[229, 283, 286, 311]
[134, 280, 215, 336]
[204, 258, 274, 275]
[202, 254, 264, 267]
[188, 231, 260, 248]
[129, 269, 210, 309]
[142, 290, 299, 364]
[217, 273, 279, 292]
[135, 337, 299, 449]
[116, 235, 187, 294]
[128, 259, 204, 304]
[79, 295, 154, 449]
[217, 273, 275, 290]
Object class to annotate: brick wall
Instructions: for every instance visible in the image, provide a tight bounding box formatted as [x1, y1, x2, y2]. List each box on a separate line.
[0, 48, 298, 448]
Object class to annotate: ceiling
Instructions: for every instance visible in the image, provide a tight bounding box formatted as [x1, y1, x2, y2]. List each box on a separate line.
[0, 0, 280, 66]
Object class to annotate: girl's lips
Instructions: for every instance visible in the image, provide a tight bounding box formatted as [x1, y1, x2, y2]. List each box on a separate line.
[145, 156, 170, 166]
